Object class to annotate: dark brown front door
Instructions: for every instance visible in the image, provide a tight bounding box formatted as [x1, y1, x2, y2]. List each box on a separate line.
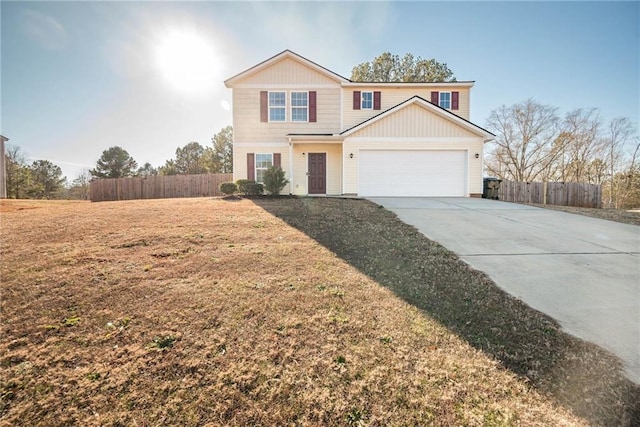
[308, 153, 326, 194]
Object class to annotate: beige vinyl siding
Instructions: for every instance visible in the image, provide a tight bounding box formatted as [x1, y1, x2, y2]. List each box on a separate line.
[233, 57, 339, 86]
[343, 86, 470, 129]
[291, 144, 342, 195]
[233, 144, 291, 194]
[232, 88, 342, 143]
[349, 104, 479, 139]
[343, 138, 484, 195]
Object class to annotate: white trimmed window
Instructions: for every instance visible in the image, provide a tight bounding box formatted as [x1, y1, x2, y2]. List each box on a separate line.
[255, 153, 273, 183]
[291, 91, 308, 122]
[269, 92, 286, 122]
[439, 92, 451, 109]
[361, 91, 373, 109]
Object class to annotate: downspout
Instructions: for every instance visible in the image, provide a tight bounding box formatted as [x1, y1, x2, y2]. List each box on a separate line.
[288, 137, 293, 195]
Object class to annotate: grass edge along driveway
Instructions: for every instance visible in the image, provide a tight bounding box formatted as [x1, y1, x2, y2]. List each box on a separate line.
[253, 196, 640, 426]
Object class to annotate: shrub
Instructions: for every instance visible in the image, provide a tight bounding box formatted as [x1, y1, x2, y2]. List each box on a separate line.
[244, 182, 264, 196]
[263, 166, 289, 195]
[219, 182, 237, 196]
[236, 179, 255, 195]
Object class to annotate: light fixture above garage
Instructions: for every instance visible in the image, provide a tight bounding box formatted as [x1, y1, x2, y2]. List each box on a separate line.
[350, 153, 354, 159]
[475, 153, 480, 159]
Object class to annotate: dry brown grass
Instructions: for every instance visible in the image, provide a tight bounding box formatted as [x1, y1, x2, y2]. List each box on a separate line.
[530, 203, 640, 226]
[0, 197, 635, 426]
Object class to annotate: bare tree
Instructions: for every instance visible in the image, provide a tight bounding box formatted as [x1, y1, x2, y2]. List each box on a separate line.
[554, 109, 604, 183]
[4, 145, 32, 199]
[68, 169, 92, 200]
[485, 99, 559, 181]
[605, 117, 635, 207]
[485, 99, 639, 208]
[585, 158, 608, 185]
[608, 137, 640, 209]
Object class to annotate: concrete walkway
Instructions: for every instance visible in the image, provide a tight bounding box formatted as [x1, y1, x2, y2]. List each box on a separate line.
[368, 197, 640, 383]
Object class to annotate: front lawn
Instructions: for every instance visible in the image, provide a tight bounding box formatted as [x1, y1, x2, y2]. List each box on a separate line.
[0, 197, 637, 426]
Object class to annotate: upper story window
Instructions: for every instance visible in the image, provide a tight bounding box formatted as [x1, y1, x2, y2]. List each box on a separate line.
[361, 91, 373, 109]
[291, 92, 308, 122]
[261, 91, 316, 123]
[353, 91, 380, 111]
[269, 92, 286, 122]
[439, 92, 451, 109]
[430, 91, 459, 111]
[255, 153, 273, 183]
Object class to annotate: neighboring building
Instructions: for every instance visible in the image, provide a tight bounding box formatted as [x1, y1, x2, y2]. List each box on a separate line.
[224, 50, 494, 197]
[0, 135, 8, 199]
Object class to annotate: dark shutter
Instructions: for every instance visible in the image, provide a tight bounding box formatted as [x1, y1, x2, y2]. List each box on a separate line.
[260, 91, 268, 122]
[431, 91, 439, 105]
[353, 91, 361, 110]
[273, 153, 281, 168]
[373, 91, 381, 110]
[309, 91, 317, 122]
[452, 91, 459, 110]
[247, 153, 255, 180]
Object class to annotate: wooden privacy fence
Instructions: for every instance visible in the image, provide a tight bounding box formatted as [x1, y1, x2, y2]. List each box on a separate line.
[90, 173, 233, 202]
[497, 180, 601, 208]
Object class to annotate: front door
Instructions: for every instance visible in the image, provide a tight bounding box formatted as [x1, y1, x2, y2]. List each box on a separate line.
[308, 153, 326, 194]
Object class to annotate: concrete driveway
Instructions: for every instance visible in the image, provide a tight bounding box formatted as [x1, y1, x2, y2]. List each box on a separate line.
[368, 197, 640, 383]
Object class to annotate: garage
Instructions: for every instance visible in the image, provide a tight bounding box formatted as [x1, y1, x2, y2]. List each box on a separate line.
[358, 150, 467, 197]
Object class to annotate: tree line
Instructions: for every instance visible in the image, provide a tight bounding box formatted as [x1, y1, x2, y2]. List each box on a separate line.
[485, 99, 639, 208]
[3, 126, 233, 200]
[3, 145, 67, 199]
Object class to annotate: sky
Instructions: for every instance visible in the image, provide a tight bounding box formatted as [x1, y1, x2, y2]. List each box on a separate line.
[1, 1, 638, 181]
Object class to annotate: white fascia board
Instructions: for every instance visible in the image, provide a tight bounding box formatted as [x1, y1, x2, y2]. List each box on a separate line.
[288, 135, 344, 143]
[233, 142, 290, 148]
[231, 83, 339, 89]
[342, 81, 474, 88]
[344, 136, 485, 144]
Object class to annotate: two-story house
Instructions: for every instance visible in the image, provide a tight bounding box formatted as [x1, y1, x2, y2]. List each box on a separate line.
[224, 50, 494, 197]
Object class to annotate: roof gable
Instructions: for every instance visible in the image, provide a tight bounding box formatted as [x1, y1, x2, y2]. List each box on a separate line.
[225, 50, 349, 87]
[341, 96, 494, 140]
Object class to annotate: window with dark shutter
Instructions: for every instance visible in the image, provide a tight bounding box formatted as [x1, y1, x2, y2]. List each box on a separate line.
[452, 91, 459, 110]
[274, 153, 281, 168]
[309, 91, 317, 122]
[431, 91, 439, 105]
[373, 91, 381, 110]
[247, 153, 255, 180]
[260, 92, 269, 122]
[290, 92, 307, 122]
[255, 154, 273, 183]
[353, 91, 361, 110]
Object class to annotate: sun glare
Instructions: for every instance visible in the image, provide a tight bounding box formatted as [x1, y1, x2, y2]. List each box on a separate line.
[154, 29, 219, 94]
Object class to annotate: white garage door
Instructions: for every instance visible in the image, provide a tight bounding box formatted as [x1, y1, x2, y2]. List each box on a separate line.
[359, 150, 467, 197]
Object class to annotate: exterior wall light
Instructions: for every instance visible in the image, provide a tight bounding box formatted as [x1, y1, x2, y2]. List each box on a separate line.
[350, 153, 354, 159]
[475, 153, 480, 159]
